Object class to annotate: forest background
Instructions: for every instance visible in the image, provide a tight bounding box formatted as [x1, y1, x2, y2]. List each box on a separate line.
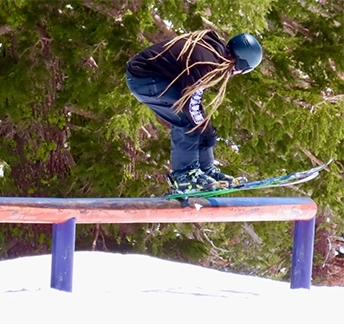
[0, 0, 343, 285]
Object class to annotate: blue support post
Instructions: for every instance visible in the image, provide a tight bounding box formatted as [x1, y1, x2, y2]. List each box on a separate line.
[51, 218, 76, 292]
[290, 217, 316, 289]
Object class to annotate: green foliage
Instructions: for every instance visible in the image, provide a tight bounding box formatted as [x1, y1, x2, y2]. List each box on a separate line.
[0, 224, 52, 259]
[0, 0, 343, 282]
[198, 221, 293, 280]
[116, 223, 210, 262]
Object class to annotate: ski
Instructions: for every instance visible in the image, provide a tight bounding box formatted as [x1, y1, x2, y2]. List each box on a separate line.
[165, 158, 333, 200]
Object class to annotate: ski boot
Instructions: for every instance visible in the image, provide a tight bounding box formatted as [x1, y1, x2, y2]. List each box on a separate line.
[167, 169, 220, 194]
[204, 166, 248, 188]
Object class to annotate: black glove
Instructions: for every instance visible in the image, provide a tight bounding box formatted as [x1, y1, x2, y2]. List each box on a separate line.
[199, 126, 218, 148]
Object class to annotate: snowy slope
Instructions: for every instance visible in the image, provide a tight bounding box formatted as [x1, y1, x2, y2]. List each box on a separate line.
[0, 252, 343, 324]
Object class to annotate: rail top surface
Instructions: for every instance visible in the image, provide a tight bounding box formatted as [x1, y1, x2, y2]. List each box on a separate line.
[0, 197, 317, 224]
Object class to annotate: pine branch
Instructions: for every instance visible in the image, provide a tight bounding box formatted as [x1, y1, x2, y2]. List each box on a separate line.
[151, 12, 177, 38]
[201, 17, 228, 39]
[242, 223, 263, 245]
[301, 149, 325, 166]
[280, 14, 313, 39]
[66, 105, 104, 120]
[0, 25, 12, 35]
[193, 223, 229, 253]
[83, 1, 122, 18]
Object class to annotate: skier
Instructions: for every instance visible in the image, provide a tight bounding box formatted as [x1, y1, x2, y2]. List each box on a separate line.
[126, 30, 262, 192]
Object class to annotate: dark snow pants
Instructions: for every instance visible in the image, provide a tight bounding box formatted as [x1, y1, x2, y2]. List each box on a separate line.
[126, 71, 214, 174]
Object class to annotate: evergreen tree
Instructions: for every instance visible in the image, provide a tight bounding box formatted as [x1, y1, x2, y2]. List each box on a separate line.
[0, 0, 343, 282]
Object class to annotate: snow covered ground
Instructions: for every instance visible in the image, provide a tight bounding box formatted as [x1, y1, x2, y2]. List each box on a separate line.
[1, 252, 343, 324]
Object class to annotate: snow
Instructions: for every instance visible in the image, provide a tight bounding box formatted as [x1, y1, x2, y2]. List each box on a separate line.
[0, 252, 343, 323]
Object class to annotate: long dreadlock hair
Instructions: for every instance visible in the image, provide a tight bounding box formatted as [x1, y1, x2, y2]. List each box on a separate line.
[149, 30, 236, 132]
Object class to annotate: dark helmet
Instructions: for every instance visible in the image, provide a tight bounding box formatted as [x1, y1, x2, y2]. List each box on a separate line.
[227, 33, 262, 74]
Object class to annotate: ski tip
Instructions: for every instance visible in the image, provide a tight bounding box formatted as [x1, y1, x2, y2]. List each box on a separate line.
[321, 158, 334, 170]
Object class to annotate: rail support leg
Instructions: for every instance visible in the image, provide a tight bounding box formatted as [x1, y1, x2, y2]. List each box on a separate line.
[291, 217, 316, 289]
[51, 218, 76, 292]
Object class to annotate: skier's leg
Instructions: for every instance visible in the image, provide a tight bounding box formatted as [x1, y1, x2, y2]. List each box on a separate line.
[126, 72, 216, 190]
[170, 124, 200, 173]
[199, 131, 235, 184]
[126, 72, 200, 171]
[199, 146, 215, 172]
[169, 124, 217, 191]
[126, 72, 185, 126]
